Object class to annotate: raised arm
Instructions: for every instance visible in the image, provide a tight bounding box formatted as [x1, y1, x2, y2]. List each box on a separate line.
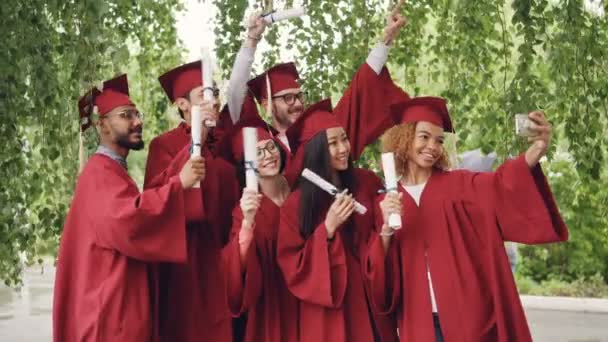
[227, 13, 267, 123]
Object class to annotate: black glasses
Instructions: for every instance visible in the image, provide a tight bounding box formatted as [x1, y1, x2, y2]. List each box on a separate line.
[257, 141, 278, 158]
[105, 110, 144, 121]
[272, 91, 306, 106]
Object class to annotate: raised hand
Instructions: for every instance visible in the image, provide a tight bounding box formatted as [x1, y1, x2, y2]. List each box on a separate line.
[246, 12, 267, 46]
[524, 111, 552, 168]
[383, 0, 408, 45]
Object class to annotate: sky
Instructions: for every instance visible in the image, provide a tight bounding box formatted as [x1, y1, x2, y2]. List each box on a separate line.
[175, 0, 219, 61]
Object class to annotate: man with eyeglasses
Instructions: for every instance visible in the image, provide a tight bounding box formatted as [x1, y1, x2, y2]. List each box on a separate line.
[53, 74, 206, 342]
[143, 61, 241, 342]
[227, 8, 408, 157]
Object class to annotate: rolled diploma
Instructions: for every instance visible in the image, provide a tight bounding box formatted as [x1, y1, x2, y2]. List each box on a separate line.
[201, 47, 216, 127]
[243, 127, 259, 192]
[381, 152, 401, 229]
[191, 105, 202, 188]
[262, 8, 306, 24]
[301, 168, 367, 215]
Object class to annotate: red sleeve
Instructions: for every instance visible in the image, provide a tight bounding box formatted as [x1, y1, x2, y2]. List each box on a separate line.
[91, 173, 187, 263]
[277, 194, 347, 308]
[223, 206, 263, 316]
[363, 194, 401, 315]
[333, 63, 409, 160]
[144, 141, 205, 223]
[144, 137, 174, 188]
[463, 154, 569, 244]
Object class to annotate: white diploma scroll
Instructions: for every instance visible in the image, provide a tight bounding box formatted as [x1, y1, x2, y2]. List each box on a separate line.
[191, 105, 203, 188]
[262, 7, 306, 24]
[381, 152, 402, 229]
[201, 47, 216, 128]
[243, 127, 259, 192]
[301, 168, 367, 215]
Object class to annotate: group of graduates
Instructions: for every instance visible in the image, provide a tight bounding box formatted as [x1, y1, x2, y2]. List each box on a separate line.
[52, 5, 569, 342]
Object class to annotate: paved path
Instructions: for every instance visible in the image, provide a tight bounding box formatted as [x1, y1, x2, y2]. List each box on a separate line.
[0, 266, 606, 341]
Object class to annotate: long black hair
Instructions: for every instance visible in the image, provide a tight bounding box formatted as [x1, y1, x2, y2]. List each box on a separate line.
[298, 131, 356, 240]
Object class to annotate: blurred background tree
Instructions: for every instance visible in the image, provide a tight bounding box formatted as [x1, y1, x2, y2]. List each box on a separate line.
[1, 0, 606, 291]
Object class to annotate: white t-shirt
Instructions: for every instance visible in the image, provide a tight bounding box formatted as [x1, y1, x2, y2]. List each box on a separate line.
[402, 181, 439, 313]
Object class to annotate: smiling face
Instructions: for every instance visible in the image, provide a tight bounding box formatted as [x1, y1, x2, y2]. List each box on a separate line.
[262, 87, 304, 131]
[100, 104, 144, 150]
[406, 121, 445, 170]
[256, 139, 281, 177]
[326, 127, 350, 171]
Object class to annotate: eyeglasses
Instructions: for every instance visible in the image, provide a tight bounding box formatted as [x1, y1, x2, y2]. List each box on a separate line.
[272, 91, 306, 106]
[104, 110, 144, 121]
[198, 87, 220, 98]
[257, 141, 278, 159]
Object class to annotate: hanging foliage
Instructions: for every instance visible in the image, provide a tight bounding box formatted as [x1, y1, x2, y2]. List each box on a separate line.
[0, 0, 184, 286]
[214, 0, 608, 283]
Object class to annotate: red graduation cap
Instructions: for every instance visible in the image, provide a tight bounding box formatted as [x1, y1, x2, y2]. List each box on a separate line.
[281, 99, 343, 187]
[78, 74, 134, 132]
[158, 60, 203, 103]
[285, 99, 340, 153]
[247, 62, 300, 102]
[390, 96, 454, 132]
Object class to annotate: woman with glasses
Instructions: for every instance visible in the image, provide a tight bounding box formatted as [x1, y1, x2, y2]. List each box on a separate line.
[216, 115, 298, 342]
[276, 100, 399, 342]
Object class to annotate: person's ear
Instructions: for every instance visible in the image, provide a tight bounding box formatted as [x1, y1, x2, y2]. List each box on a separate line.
[176, 97, 190, 113]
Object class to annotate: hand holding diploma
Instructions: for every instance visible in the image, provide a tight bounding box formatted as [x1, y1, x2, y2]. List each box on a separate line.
[381, 153, 402, 229]
[383, 0, 408, 45]
[302, 168, 368, 215]
[246, 11, 268, 45]
[180, 156, 205, 189]
[240, 188, 262, 228]
[324, 189, 356, 239]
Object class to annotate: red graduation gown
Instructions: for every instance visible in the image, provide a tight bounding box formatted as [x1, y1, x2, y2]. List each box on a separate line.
[277, 168, 399, 342]
[53, 154, 188, 342]
[144, 123, 239, 342]
[366, 155, 569, 342]
[284, 64, 405, 187]
[223, 196, 299, 342]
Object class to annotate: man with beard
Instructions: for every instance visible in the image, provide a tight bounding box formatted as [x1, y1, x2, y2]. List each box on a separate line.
[142, 59, 241, 341]
[227, 7, 408, 153]
[53, 74, 205, 342]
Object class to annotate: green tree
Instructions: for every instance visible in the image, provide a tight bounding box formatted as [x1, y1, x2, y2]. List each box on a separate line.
[214, 0, 608, 283]
[0, 0, 184, 286]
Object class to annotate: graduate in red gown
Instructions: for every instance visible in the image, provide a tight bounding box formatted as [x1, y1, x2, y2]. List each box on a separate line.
[144, 62, 240, 342]
[367, 96, 569, 341]
[216, 114, 298, 342]
[53, 74, 205, 342]
[276, 100, 399, 342]
[242, 4, 409, 164]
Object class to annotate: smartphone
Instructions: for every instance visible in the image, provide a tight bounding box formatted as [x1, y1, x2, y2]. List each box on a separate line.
[515, 113, 533, 137]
